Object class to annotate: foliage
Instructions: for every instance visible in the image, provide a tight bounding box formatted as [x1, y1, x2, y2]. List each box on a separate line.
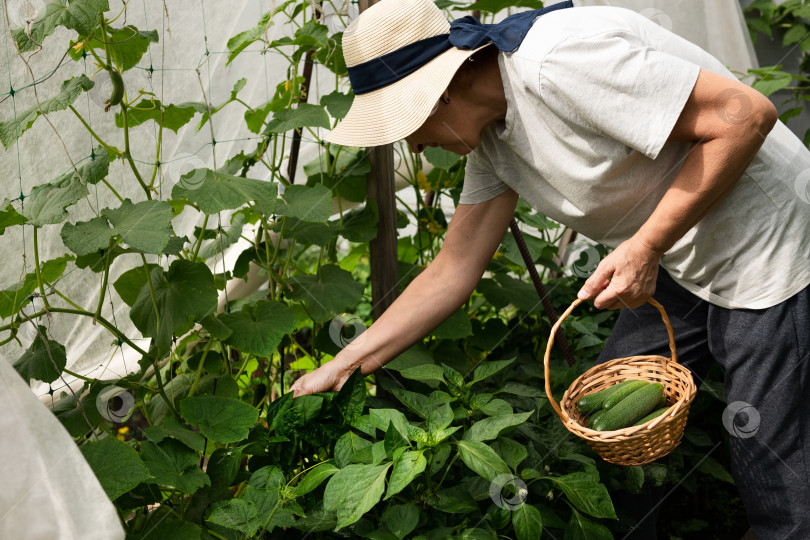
[0, 0, 759, 538]
[745, 0, 810, 144]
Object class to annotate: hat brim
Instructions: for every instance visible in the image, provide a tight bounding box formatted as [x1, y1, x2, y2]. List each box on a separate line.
[325, 44, 490, 147]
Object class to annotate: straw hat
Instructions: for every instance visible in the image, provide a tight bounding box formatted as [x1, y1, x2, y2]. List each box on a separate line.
[324, 0, 489, 147]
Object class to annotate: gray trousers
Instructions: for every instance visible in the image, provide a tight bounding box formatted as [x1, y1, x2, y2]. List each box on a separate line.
[595, 267, 810, 540]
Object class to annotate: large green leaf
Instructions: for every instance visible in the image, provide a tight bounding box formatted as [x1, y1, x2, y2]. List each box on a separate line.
[0, 75, 94, 147]
[79, 437, 150, 500]
[396, 363, 445, 384]
[172, 169, 277, 216]
[320, 91, 354, 120]
[219, 300, 296, 356]
[456, 440, 511, 482]
[61, 199, 174, 256]
[265, 103, 330, 133]
[323, 462, 392, 529]
[0, 256, 72, 318]
[112, 264, 159, 307]
[287, 265, 364, 323]
[0, 200, 26, 235]
[140, 439, 210, 495]
[291, 461, 340, 496]
[382, 503, 419, 540]
[115, 99, 200, 132]
[13, 326, 66, 383]
[86, 26, 158, 71]
[332, 366, 366, 423]
[226, 11, 272, 65]
[546, 473, 617, 520]
[22, 175, 89, 227]
[473, 358, 515, 383]
[54, 146, 110, 186]
[180, 396, 259, 444]
[13, 0, 110, 51]
[143, 416, 206, 452]
[207, 499, 262, 536]
[369, 409, 410, 441]
[564, 508, 613, 540]
[334, 431, 372, 468]
[430, 309, 472, 339]
[338, 202, 378, 242]
[464, 411, 533, 442]
[384, 450, 426, 499]
[390, 387, 431, 419]
[513, 503, 543, 540]
[129, 260, 218, 351]
[278, 184, 333, 223]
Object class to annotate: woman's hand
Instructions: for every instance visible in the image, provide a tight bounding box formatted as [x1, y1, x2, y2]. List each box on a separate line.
[289, 359, 359, 397]
[576, 236, 662, 310]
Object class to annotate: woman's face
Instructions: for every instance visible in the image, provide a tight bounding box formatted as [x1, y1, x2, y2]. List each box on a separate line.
[404, 95, 485, 156]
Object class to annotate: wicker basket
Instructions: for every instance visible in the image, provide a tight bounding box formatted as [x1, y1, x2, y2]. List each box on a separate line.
[543, 298, 698, 466]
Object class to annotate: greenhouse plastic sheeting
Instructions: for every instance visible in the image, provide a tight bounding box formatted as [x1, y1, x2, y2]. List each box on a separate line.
[0, 360, 124, 539]
[0, 0, 756, 537]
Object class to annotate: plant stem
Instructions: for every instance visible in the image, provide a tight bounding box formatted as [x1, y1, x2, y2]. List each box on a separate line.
[32, 227, 51, 309]
[94, 238, 115, 320]
[121, 103, 152, 199]
[192, 214, 209, 260]
[69, 105, 115, 150]
[48, 307, 149, 357]
[187, 339, 213, 399]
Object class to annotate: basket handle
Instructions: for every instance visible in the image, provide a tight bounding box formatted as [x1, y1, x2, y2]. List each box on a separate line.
[543, 297, 678, 419]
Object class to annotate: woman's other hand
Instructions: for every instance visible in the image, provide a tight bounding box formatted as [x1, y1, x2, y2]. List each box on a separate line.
[576, 236, 662, 310]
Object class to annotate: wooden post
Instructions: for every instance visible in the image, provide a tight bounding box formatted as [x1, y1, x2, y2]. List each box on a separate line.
[358, 0, 401, 399]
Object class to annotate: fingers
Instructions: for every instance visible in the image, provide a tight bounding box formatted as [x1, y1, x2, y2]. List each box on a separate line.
[578, 262, 613, 300]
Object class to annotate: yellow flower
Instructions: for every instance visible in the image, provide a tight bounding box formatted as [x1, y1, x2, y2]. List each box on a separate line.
[284, 80, 290, 92]
[72, 42, 83, 52]
[415, 170, 430, 191]
[493, 251, 503, 260]
[118, 426, 130, 435]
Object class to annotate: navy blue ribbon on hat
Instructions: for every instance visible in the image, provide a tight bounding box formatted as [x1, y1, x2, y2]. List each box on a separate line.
[347, 1, 573, 95]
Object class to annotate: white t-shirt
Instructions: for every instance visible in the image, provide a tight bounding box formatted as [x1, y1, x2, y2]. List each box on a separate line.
[460, 5, 810, 309]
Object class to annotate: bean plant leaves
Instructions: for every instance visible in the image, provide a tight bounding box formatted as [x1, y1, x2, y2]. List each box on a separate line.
[456, 440, 511, 482]
[473, 358, 514, 383]
[565, 507, 613, 540]
[79, 437, 150, 500]
[332, 366, 366, 423]
[13, 0, 110, 52]
[22, 175, 89, 227]
[382, 503, 420, 539]
[291, 462, 339, 496]
[0, 200, 26, 235]
[397, 363, 445, 383]
[334, 431, 372, 468]
[323, 462, 393, 529]
[265, 103, 330, 133]
[86, 26, 158, 71]
[384, 450, 426, 499]
[278, 184, 333, 223]
[208, 499, 262, 535]
[464, 411, 533, 442]
[129, 260, 218, 351]
[219, 300, 296, 356]
[390, 387, 431, 419]
[172, 169, 278, 216]
[288, 265, 364, 323]
[0, 75, 94, 147]
[115, 99, 200, 132]
[546, 473, 617, 519]
[0, 256, 72, 318]
[13, 326, 66, 383]
[180, 396, 259, 444]
[512, 503, 543, 540]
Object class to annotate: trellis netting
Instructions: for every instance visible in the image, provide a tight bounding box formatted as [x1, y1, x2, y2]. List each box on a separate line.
[0, 0, 756, 537]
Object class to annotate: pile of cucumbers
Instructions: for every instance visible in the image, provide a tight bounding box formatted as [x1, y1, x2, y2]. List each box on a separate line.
[576, 379, 671, 431]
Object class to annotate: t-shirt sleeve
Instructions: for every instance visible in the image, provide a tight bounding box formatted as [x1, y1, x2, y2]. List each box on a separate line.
[458, 148, 511, 205]
[537, 30, 701, 160]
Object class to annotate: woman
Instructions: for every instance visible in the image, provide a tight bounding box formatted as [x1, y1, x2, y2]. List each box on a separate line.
[291, 1, 810, 538]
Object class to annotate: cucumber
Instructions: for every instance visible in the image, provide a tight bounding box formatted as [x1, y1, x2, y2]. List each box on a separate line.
[587, 409, 606, 429]
[603, 380, 650, 410]
[633, 406, 671, 426]
[106, 69, 124, 112]
[592, 383, 664, 431]
[576, 380, 644, 413]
